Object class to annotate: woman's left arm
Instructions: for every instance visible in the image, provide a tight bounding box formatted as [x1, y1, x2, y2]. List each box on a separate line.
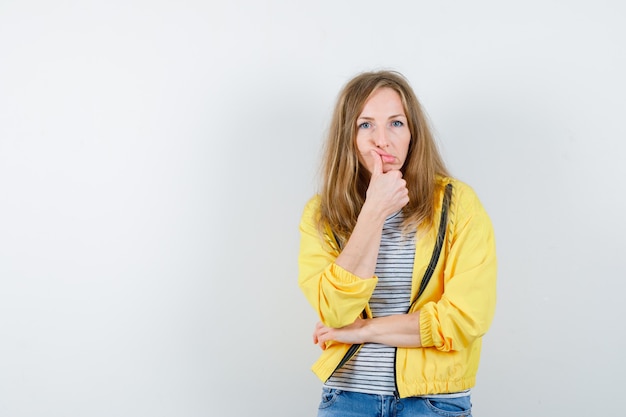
[313, 313, 422, 349]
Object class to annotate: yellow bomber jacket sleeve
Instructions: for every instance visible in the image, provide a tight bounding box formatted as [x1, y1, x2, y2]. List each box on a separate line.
[297, 196, 378, 328]
[418, 180, 497, 352]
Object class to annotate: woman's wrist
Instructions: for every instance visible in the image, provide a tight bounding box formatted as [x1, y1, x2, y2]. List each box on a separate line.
[358, 201, 388, 226]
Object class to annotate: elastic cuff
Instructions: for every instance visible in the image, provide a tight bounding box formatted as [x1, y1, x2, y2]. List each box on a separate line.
[419, 307, 435, 348]
[329, 262, 376, 285]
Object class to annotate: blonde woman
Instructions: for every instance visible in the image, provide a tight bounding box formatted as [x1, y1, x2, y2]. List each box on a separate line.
[298, 70, 497, 417]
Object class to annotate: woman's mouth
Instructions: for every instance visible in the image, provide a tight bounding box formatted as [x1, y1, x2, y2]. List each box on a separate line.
[374, 149, 396, 163]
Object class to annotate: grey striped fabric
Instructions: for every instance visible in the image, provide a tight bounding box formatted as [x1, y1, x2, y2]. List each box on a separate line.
[324, 210, 414, 395]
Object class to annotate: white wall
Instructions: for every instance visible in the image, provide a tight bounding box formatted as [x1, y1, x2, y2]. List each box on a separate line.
[1, 1, 625, 416]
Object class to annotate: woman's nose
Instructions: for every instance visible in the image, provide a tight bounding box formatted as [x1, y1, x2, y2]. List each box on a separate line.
[374, 129, 389, 148]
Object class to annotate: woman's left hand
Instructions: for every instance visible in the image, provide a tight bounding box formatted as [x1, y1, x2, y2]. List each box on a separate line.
[313, 319, 366, 350]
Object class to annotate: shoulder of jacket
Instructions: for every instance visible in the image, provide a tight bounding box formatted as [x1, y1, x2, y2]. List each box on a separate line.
[437, 177, 478, 201]
[300, 194, 323, 231]
[304, 194, 321, 208]
[302, 194, 322, 218]
[437, 176, 469, 192]
[436, 177, 487, 221]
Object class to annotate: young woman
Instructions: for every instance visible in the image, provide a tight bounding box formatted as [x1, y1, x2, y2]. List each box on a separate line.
[298, 70, 497, 416]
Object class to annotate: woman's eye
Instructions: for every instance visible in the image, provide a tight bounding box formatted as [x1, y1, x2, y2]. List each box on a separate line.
[391, 120, 404, 127]
[358, 122, 371, 129]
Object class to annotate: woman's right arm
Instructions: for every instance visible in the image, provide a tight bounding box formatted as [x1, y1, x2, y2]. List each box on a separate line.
[298, 153, 409, 328]
[336, 152, 410, 277]
[297, 196, 379, 328]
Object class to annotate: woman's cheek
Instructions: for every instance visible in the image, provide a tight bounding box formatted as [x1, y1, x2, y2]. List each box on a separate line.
[359, 153, 373, 174]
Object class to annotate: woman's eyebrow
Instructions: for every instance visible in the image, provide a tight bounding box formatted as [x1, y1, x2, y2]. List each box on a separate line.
[357, 114, 406, 120]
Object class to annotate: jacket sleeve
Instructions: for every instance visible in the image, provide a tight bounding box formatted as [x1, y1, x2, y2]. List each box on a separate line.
[419, 183, 497, 351]
[297, 196, 378, 328]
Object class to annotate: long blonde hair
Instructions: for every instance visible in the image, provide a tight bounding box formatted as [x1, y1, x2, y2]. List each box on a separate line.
[319, 70, 450, 246]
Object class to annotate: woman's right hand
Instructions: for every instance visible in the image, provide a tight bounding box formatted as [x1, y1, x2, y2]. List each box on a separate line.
[333, 151, 409, 279]
[364, 150, 409, 219]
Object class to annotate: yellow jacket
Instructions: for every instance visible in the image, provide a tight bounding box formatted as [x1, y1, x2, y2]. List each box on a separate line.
[298, 178, 497, 397]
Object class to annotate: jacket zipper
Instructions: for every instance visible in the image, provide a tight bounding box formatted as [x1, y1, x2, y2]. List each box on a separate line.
[393, 182, 453, 398]
[327, 309, 367, 378]
[393, 297, 419, 397]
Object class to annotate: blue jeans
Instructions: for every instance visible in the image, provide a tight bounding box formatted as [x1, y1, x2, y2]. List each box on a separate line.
[317, 388, 472, 417]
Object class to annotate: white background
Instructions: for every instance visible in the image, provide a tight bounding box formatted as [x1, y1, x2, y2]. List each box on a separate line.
[1, 1, 625, 416]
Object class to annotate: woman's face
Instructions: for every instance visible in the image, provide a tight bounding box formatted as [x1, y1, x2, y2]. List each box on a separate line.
[355, 87, 411, 174]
